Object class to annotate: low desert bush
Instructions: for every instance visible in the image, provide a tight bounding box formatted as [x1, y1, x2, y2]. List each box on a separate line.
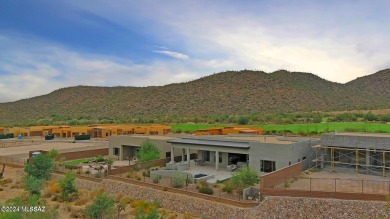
[198, 186, 214, 195]
[222, 184, 233, 194]
[74, 197, 90, 206]
[0, 178, 12, 186]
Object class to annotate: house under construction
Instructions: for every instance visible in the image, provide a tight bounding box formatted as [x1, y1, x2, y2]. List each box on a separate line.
[194, 126, 263, 136]
[314, 132, 390, 177]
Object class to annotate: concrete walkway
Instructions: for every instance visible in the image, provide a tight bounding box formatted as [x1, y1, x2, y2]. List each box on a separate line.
[183, 160, 233, 183]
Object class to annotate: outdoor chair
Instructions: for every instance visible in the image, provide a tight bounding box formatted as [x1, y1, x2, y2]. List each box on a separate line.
[226, 164, 237, 172]
[198, 159, 205, 166]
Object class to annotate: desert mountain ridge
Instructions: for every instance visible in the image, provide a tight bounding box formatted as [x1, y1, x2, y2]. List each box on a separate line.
[0, 69, 389, 125]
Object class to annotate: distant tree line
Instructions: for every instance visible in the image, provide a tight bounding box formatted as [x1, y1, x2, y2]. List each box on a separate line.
[2, 111, 390, 127]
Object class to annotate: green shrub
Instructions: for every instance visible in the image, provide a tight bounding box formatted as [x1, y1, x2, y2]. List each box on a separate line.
[172, 177, 184, 188]
[135, 140, 160, 162]
[127, 170, 137, 178]
[24, 152, 55, 180]
[86, 192, 114, 219]
[198, 186, 214, 195]
[222, 184, 233, 194]
[23, 175, 44, 195]
[95, 155, 105, 162]
[238, 115, 249, 125]
[58, 172, 78, 201]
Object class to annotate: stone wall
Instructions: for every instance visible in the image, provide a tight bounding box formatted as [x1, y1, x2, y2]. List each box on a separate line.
[101, 179, 249, 219]
[52, 173, 250, 219]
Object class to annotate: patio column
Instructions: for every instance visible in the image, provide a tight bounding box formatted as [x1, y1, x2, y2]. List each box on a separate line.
[169, 146, 175, 163]
[182, 148, 185, 162]
[186, 148, 190, 166]
[366, 148, 370, 173]
[215, 151, 219, 171]
[119, 145, 124, 161]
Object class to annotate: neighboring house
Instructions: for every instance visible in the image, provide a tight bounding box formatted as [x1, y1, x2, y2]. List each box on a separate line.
[3, 124, 171, 139]
[318, 132, 390, 177]
[168, 135, 319, 174]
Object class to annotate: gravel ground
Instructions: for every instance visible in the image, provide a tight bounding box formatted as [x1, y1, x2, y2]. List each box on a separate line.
[249, 196, 389, 219]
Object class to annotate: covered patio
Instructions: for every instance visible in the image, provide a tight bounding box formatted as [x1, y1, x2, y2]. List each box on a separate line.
[183, 160, 233, 183]
[167, 137, 250, 174]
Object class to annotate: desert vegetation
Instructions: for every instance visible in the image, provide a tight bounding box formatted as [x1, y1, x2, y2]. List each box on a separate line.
[0, 69, 389, 127]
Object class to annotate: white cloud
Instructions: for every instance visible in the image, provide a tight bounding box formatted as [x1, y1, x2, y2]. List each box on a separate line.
[153, 50, 189, 60]
[148, 1, 390, 83]
[2, 1, 390, 102]
[0, 36, 210, 102]
[68, 1, 389, 83]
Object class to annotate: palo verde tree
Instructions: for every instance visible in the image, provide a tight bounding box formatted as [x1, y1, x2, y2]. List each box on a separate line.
[58, 172, 78, 201]
[135, 140, 160, 162]
[23, 175, 45, 195]
[229, 166, 259, 191]
[24, 149, 58, 180]
[86, 192, 115, 219]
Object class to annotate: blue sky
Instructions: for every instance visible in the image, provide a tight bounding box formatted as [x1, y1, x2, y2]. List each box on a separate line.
[0, 0, 389, 102]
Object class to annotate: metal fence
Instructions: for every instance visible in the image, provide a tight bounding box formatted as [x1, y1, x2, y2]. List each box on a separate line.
[263, 176, 390, 195]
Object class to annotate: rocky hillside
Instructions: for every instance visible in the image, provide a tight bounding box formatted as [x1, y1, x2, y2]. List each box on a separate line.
[0, 69, 389, 125]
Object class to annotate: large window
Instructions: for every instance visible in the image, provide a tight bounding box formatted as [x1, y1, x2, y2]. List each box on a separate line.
[113, 147, 120, 156]
[214, 153, 223, 163]
[203, 151, 210, 162]
[260, 160, 276, 173]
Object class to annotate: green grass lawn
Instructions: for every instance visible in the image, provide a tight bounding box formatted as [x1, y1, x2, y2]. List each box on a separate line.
[63, 158, 89, 166]
[171, 122, 390, 134]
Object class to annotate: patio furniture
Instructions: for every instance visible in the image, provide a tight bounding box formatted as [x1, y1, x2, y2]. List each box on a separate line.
[237, 162, 247, 168]
[198, 159, 205, 166]
[226, 164, 237, 172]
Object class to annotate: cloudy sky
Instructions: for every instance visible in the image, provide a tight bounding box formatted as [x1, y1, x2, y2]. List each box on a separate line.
[1, 0, 389, 102]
